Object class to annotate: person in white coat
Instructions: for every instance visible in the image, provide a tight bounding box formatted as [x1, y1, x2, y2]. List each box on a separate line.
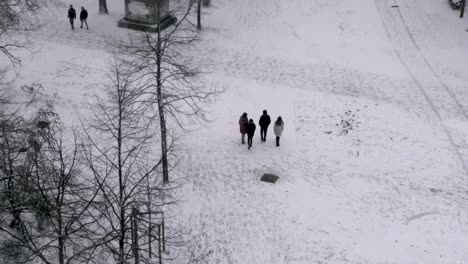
[273, 116, 284, 147]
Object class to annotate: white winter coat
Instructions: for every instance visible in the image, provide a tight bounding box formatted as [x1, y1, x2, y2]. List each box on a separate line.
[274, 122, 284, 137]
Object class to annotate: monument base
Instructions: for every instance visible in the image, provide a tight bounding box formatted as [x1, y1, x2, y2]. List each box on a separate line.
[117, 15, 177, 32]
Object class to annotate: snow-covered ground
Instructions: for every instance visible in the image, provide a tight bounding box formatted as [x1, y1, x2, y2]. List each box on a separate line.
[10, 0, 468, 263]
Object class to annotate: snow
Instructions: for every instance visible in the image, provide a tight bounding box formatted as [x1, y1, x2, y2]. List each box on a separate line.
[7, 0, 468, 263]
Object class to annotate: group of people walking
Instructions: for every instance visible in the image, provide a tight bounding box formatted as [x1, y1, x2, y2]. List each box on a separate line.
[68, 5, 89, 30]
[239, 110, 284, 150]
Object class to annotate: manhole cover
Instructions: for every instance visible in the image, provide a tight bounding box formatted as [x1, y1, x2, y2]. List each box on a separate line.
[261, 173, 279, 183]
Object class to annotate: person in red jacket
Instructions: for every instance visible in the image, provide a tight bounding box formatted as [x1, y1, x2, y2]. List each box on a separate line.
[239, 112, 248, 144]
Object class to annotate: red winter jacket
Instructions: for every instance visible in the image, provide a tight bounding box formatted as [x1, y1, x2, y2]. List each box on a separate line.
[239, 116, 248, 134]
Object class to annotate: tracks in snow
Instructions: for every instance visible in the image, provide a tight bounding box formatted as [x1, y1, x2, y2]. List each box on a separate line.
[374, 0, 468, 177]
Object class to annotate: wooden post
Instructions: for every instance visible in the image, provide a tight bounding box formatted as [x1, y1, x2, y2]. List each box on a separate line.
[148, 221, 153, 259]
[132, 208, 140, 264]
[461, 0, 466, 18]
[147, 186, 152, 259]
[162, 215, 166, 252]
[158, 225, 162, 264]
[131, 212, 135, 257]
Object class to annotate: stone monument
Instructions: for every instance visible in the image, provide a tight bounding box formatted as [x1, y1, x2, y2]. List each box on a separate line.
[118, 0, 177, 32]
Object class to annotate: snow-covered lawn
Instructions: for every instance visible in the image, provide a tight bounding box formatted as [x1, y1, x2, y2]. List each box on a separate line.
[11, 0, 468, 263]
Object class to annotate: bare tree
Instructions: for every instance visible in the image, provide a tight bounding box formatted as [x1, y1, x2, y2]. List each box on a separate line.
[81, 57, 167, 264]
[117, 0, 221, 183]
[0, 100, 103, 264]
[0, 113, 33, 229]
[0, 85, 48, 239]
[0, 0, 51, 78]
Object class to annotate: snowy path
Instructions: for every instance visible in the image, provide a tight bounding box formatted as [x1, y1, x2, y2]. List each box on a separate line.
[375, 0, 468, 177]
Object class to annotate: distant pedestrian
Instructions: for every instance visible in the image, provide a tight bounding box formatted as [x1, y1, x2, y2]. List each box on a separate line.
[273, 116, 284, 147]
[80, 7, 89, 29]
[239, 112, 248, 144]
[68, 5, 76, 30]
[258, 110, 271, 142]
[246, 119, 256, 150]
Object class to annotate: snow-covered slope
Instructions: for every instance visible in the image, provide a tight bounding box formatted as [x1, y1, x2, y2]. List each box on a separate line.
[12, 0, 468, 263]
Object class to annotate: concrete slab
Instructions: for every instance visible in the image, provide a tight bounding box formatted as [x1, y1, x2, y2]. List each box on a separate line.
[260, 173, 279, 183]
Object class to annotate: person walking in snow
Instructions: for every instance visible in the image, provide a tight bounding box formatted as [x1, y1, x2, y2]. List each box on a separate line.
[239, 112, 248, 144]
[273, 116, 284, 147]
[246, 119, 256, 150]
[80, 7, 89, 30]
[68, 5, 77, 30]
[258, 110, 271, 142]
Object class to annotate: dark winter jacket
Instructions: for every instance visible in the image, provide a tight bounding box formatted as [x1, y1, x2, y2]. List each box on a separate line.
[68, 8, 76, 19]
[239, 116, 248, 134]
[246, 122, 256, 137]
[80, 9, 88, 20]
[259, 114, 271, 128]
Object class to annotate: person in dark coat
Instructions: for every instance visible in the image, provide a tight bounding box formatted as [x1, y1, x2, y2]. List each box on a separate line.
[80, 7, 89, 30]
[258, 110, 271, 142]
[273, 116, 284, 147]
[239, 112, 248, 144]
[246, 119, 256, 150]
[68, 5, 76, 30]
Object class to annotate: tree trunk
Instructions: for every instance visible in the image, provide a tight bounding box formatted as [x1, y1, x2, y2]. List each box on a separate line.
[461, 0, 466, 18]
[99, 0, 109, 14]
[156, 7, 169, 184]
[132, 208, 140, 264]
[158, 225, 162, 264]
[57, 186, 65, 264]
[118, 92, 125, 264]
[197, 0, 202, 30]
[58, 217, 64, 264]
[147, 183, 153, 258]
[158, 85, 169, 183]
